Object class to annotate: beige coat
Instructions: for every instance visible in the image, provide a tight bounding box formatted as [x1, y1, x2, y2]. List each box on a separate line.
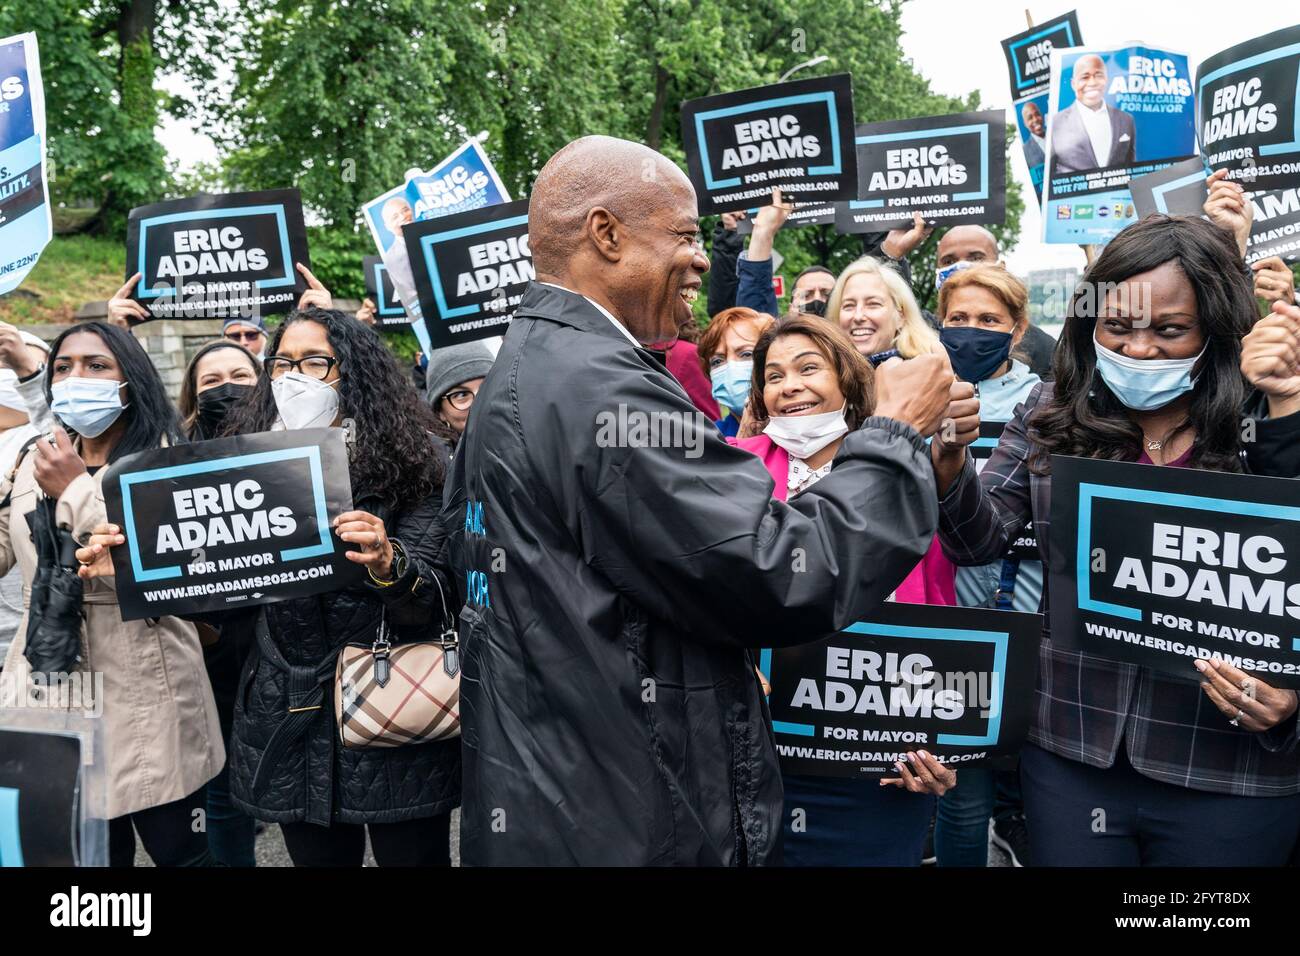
[0, 452, 224, 819]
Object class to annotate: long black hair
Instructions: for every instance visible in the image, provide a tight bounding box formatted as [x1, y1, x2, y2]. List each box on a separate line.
[1029, 215, 1253, 475]
[222, 307, 443, 507]
[44, 321, 185, 462]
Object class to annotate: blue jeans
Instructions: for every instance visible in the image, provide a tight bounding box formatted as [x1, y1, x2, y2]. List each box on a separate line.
[782, 774, 935, 866]
[935, 763, 1022, 866]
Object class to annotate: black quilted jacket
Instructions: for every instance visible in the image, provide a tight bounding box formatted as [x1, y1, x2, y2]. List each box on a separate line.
[228, 488, 461, 826]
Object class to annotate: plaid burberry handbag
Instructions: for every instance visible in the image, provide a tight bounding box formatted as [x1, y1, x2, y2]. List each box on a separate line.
[334, 579, 461, 749]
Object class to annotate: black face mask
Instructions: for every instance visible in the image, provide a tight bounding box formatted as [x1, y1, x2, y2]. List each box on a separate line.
[940, 327, 1013, 383]
[799, 298, 827, 318]
[196, 382, 253, 437]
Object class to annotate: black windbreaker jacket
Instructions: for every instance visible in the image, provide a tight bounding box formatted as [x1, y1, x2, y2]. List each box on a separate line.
[442, 283, 938, 865]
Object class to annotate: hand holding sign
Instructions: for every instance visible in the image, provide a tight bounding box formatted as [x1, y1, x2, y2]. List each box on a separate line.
[1203, 169, 1252, 257]
[0, 320, 41, 377]
[1251, 257, 1296, 306]
[33, 428, 87, 500]
[355, 298, 378, 327]
[333, 510, 394, 579]
[295, 263, 333, 311]
[880, 750, 957, 796]
[1241, 301, 1300, 418]
[74, 522, 123, 580]
[747, 188, 794, 262]
[881, 212, 933, 260]
[1195, 657, 1298, 731]
[107, 273, 149, 328]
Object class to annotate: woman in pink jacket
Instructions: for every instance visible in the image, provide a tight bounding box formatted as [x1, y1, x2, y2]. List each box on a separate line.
[732, 313, 956, 865]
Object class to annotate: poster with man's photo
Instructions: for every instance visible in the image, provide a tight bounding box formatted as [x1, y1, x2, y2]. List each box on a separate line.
[1128, 157, 1300, 265]
[1049, 455, 1300, 688]
[1197, 25, 1300, 195]
[102, 429, 363, 620]
[834, 110, 1006, 232]
[0, 32, 51, 297]
[125, 189, 310, 320]
[762, 602, 1042, 778]
[1043, 44, 1197, 244]
[361, 139, 512, 353]
[680, 73, 858, 214]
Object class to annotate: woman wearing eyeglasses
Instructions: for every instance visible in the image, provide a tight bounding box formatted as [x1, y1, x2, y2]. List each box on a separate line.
[424, 340, 495, 456]
[80, 306, 461, 866]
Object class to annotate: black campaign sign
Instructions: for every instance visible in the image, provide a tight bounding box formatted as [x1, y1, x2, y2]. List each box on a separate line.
[680, 73, 857, 215]
[1001, 11, 1082, 100]
[833, 111, 1006, 232]
[970, 421, 1038, 561]
[1197, 26, 1300, 194]
[362, 254, 409, 325]
[0, 728, 81, 867]
[125, 189, 310, 321]
[404, 197, 531, 350]
[1049, 455, 1300, 688]
[763, 602, 1041, 778]
[103, 429, 363, 620]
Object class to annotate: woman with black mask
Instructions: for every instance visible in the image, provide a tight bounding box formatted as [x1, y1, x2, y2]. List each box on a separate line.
[175, 339, 262, 865]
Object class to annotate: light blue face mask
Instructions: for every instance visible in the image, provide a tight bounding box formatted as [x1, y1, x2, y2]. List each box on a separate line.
[1092, 331, 1206, 411]
[710, 360, 752, 415]
[50, 377, 129, 438]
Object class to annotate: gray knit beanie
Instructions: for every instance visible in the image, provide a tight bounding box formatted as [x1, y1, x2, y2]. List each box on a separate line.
[425, 340, 495, 405]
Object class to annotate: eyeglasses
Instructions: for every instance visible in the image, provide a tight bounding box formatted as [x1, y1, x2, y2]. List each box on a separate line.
[443, 388, 476, 411]
[264, 355, 338, 380]
[226, 329, 264, 344]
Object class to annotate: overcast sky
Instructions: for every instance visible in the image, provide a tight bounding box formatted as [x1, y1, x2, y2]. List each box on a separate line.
[159, 2, 1299, 275]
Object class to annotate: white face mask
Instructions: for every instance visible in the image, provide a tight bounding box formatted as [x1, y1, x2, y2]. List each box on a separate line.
[763, 404, 850, 460]
[272, 372, 340, 430]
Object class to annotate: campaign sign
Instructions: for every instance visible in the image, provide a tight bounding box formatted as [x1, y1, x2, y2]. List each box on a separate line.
[404, 197, 532, 350]
[1014, 92, 1051, 204]
[1128, 158, 1300, 266]
[1197, 26, 1300, 194]
[102, 429, 362, 621]
[736, 201, 836, 234]
[125, 189, 309, 321]
[833, 111, 1006, 232]
[680, 73, 857, 215]
[0, 32, 51, 297]
[1049, 455, 1300, 688]
[362, 255, 408, 325]
[762, 602, 1041, 778]
[0, 727, 81, 866]
[970, 421, 1039, 562]
[1001, 10, 1082, 100]
[1043, 45, 1197, 244]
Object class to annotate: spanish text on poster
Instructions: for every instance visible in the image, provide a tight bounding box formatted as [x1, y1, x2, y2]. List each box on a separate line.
[1043, 44, 1196, 244]
[362, 255, 408, 325]
[125, 189, 310, 321]
[103, 429, 363, 621]
[762, 602, 1041, 778]
[1049, 454, 1300, 688]
[0, 32, 51, 297]
[1197, 25, 1300, 194]
[361, 139, 512, 354]
[681, 73, 857, 215]
[834, 110, 1006, 232]
[404, 197, 532, 350]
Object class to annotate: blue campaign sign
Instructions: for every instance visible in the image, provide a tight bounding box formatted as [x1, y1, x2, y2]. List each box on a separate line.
[1001, 10, 1083, 100]
[0, 32, 51, 298]
[761, 602, 1041, 778]
[1043, 44, 1197, 244]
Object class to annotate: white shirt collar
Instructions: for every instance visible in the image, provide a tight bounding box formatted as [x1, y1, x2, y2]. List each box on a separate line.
[537, 281, 641, 347]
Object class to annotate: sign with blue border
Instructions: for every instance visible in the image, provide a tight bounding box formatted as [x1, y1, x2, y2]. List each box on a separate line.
[761, 602, 1040, 777]
[1197, 25, 1300, 194]
[403, 197, 531, 350]
[1049, 455, 1300, 687]
[124, 188, 310, 321]
[1001, 11, 1082, 99]
[362, 255, 408, 325]
[0, 32, 51, 298]
[0, 729, 80, 867]
[833, 110, 1006, 232]
[680, 73, 857, 214]
[102, 429, 362, 620]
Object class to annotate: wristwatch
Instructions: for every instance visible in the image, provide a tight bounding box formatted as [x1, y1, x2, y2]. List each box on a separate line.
[368, 538, 407, 587]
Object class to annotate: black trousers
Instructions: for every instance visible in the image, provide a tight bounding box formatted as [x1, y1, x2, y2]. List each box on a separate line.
[280, 812, 452, 867]
[109, 787, 213, 867]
